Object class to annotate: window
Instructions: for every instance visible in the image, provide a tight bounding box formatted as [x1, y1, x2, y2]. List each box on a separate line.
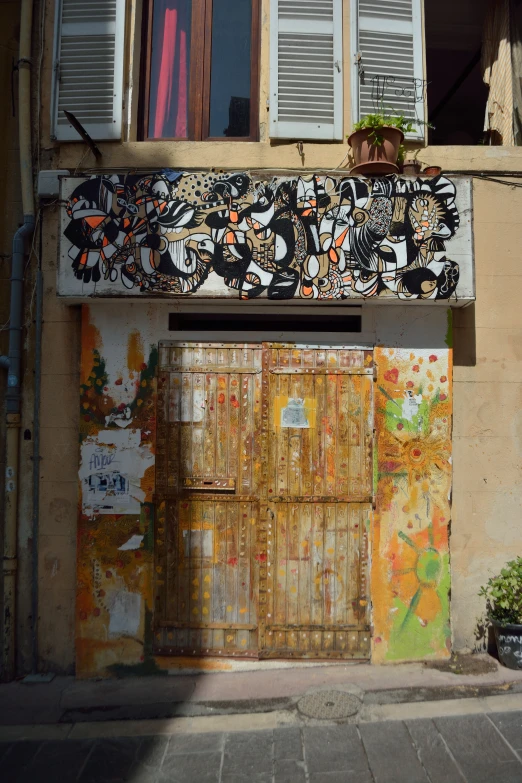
[51, 0, 126, 142]
[425, 0, 490, 145]
[269, 0, 344, 140]
[141, 0, 260, 140]
[350, 0, 425, 140]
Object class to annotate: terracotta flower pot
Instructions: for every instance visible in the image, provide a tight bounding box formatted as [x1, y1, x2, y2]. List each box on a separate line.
[423, 166, 442, 177]
[348, 126, 404, 176]
[403, 159, 421, 176]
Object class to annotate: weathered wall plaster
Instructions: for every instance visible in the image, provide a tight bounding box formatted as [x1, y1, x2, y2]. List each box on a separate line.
[451, 178, 522, 654]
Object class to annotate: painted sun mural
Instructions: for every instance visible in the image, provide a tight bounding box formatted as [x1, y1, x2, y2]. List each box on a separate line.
[373, 344, 452, 661]
[63, 172, 463, 300]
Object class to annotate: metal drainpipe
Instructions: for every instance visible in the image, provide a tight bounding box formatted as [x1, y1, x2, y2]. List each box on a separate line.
[31, 256, 43, 674]
[1, 0, 35, 681]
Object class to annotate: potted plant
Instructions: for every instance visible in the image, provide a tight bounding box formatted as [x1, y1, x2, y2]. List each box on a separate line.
[479, 557, 522, 670]
[348, 114, 416, 176]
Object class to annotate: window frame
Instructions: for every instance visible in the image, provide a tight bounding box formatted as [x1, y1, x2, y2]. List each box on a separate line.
[140, 0, 261, 142]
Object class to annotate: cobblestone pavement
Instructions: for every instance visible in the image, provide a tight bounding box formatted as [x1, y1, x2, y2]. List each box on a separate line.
[1, 710, 522, 783]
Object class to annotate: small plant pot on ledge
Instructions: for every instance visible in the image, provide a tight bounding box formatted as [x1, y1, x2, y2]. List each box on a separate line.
[348, 126, 404, 176]
[492, 620, 522, 670]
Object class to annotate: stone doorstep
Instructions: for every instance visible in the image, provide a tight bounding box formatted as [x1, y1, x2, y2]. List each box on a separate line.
[2, 692, 522, 743]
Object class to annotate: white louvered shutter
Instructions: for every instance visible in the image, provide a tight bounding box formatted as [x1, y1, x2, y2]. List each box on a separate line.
[270, 0, 343, 140]
[51, 0, 125, 141]
[351, 0, 425, 139]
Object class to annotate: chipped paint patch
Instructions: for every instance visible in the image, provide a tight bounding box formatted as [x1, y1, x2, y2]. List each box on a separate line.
[108, 591, 142, 638]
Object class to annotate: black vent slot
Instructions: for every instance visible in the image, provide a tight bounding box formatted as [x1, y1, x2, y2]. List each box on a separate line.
[169, 313, 362, 333]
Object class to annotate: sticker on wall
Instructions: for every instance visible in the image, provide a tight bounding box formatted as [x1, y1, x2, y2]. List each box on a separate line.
[79, 430, 154, 516]
[274, 396, 316, 429]
[403, 390, 422, 421]
[281, 398, 310, 428]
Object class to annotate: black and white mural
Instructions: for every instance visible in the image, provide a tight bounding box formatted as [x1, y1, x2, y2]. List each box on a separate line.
[60, 172, 473, 301]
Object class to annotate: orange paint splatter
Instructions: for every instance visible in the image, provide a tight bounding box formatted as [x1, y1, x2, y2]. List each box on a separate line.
[127, 331, 145, 374]
[80, 306, 101, 385]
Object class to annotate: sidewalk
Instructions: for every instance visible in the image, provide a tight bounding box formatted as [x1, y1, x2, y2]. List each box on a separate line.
[2, 655, 522, 725]
[1, 692, 522, 782]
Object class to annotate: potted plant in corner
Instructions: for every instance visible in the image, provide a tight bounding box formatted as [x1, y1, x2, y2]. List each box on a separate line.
[479, 557, 522, 670]
[348, 113, 416, 176]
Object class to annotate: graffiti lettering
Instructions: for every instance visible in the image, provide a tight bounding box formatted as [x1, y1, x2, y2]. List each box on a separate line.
[89, 450, 115, 472]
[498, 634, 522, 645]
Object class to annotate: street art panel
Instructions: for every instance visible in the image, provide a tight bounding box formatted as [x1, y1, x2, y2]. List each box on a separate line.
[372, 346, 452, 662]
[77, 310, 158, 675]
[59, 172, 473, 301]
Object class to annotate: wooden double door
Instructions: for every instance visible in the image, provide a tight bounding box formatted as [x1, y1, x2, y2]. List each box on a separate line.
[154, 343, 373, 659]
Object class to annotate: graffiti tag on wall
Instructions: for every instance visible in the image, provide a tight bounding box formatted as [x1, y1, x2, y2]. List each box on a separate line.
[63, 172, 464, 300]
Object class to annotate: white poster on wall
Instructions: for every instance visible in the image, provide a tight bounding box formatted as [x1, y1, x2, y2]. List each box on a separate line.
[79, 430, 154, 516]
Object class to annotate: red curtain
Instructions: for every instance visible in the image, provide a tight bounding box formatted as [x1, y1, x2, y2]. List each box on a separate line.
[151, 0, 190, 138]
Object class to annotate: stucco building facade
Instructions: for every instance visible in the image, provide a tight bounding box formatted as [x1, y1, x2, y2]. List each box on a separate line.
[1, 0, 521, 679]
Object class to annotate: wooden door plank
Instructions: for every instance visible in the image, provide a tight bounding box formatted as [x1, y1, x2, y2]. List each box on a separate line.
[216, 373, 228, 477]
[237, 501, 251, 626]
[225, 502, 239, 627]
[337, 375, 350, 497]
[299, 502, 312, 627]
[180, 374, 192, 476]
[314, 375, 326, 496]
[325, 373, 337, 496]
[203, 372, 216, 476]
[228, 371, 240, 482]
[214, 500, 227, 623]
[323, 503, 337, 627]
[240, 374, 253, 492]
[274, 503, 286, 626]
[286, 503, 300, 628]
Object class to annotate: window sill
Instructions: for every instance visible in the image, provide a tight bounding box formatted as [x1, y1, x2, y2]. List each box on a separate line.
[57, 140, 522, 174]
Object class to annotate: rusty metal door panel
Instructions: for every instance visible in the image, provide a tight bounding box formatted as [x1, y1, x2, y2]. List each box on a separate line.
[259, 346, 373, 660]
[154, 344, 262, 657]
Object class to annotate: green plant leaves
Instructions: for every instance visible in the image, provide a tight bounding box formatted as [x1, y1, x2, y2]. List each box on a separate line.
[479, 557, 522, 625]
